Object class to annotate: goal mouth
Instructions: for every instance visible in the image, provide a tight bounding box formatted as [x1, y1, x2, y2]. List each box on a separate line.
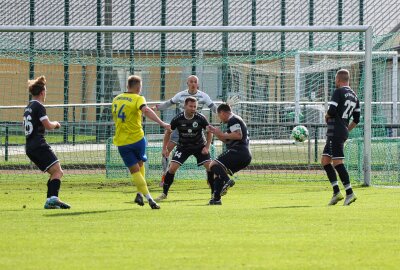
[0, 25, 397, 185]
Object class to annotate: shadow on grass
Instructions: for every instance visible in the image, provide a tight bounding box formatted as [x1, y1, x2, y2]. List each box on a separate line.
[263, 205, 313, 209]
[43, 208, 135, 217]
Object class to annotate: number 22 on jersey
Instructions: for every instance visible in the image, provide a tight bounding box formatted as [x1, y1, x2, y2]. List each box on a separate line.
[113, 104, 126, 122]
[342, 100, 356, 119]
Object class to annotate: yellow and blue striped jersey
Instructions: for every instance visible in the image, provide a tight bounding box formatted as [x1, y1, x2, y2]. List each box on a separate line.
[112, 93, 146, 146]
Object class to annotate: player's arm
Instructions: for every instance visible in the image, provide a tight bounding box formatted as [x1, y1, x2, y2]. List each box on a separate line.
[162, 128, 173, 157]
[325, 90, 340, 122]
[141, 105, 170, 130]
[42, 118, 61, 130]
[38, 106, 60, 130]
[348, 101, 361, 132]
[207, 125, 242, 142]
[205, 129, 213, 149]
[203, 93, 218, 114]
[153, 92, 180, 111]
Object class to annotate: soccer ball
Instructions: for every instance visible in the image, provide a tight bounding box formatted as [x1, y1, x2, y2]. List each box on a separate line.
[291, 125, 309, 142]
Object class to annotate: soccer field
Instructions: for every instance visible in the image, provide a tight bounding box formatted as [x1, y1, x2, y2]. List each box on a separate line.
[1, 176, 399, 270]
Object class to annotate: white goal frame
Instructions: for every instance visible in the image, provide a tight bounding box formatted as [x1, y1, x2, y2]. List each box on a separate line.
[0, 25, 374, 186]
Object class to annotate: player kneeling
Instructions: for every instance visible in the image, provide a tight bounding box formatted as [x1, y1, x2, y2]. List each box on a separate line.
[207, 103, 252, 205]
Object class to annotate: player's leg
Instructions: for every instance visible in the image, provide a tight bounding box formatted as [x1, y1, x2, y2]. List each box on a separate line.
[160, 130, 178, 187]
[331, 138, 356, 206]
[157, 161, 180, 201]
[46, 162, 71, 209]
[26, 144, 70, 209]
[194, 148, 214, 198]
[120, 139, 159, 209]
[321, 138, 343, 205]
[209, 160, 230, 205]
[157, 146, 191, 201]
[216, 149, 251, 198]
[203, 161, 215, 198]
[159, 140, 176, 187]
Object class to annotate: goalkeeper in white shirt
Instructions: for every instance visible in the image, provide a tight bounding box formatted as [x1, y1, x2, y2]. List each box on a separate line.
[153, 75, 218, 186]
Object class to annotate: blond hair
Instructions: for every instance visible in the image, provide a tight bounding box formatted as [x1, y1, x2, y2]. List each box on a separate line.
[336, 69, 350, 83]
[127, 75, 142, 89]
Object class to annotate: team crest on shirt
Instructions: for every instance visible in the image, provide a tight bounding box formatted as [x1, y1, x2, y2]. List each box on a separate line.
[192, 121, 198, 128]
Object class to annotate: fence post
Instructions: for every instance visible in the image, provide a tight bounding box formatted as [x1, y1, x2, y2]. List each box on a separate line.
[5, 126, 9, 161]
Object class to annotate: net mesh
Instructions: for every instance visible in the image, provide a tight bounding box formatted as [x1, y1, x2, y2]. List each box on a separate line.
[0, 0, 399, 185]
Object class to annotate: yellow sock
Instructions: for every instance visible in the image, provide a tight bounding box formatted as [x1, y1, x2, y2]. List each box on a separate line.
[132, 171, 150, 196]
[139, 164, 145, 178]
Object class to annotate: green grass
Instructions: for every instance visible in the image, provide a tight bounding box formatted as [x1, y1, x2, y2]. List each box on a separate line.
[1, 175, 399, 269]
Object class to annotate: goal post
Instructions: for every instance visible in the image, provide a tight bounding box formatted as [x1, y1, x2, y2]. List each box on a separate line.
[0, 25, 375, 185]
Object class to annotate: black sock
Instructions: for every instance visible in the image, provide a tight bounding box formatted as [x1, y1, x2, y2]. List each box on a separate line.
[335, 164, 353, 195]
[48, 179, 61, 197]
[46, 179, 51, 198]
[213, 177, 224, 201]
[211, 165, 230, 200]
[207, 171, 215, 195]
[163, 171, 175, 195]
[323, 164, 340, 194]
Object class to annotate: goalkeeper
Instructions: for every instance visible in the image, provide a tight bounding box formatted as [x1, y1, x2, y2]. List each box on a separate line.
[153, 75, 218, 186]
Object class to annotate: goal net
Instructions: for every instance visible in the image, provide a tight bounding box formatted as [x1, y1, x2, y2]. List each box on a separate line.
[0, 27, 398, 185]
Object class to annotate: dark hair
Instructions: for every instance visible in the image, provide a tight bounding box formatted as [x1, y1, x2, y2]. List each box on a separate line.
[184, 96, 198, 105]
[28, 76, 46, 96]
[127, 75, 142, 89]
[217, 103, 231, 113]
[336, 69, 350, 82]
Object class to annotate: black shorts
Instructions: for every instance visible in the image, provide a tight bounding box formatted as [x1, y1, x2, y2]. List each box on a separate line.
[322, 137, 346, 160]
[26, 144, 59, 172]
[215, 147, 252, 175]
[171, 145, 211, 166]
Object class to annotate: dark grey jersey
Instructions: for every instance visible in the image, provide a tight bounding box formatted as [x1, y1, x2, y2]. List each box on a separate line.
[23, 100, 48, 149]
[326, 86, 361, 138]
[170, 112, 209, 148]
[225, 114, 250, 150]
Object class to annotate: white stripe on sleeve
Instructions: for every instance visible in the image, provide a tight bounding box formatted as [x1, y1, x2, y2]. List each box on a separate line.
[40, 116, 49, 121]
[328, 101, 338, 107]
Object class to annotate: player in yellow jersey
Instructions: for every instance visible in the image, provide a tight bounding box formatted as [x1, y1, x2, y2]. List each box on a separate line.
[112, 75, 171, 209]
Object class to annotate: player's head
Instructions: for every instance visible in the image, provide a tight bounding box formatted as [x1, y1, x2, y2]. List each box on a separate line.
[184, 96, 198, 117]
[217, 103, 232, 123]
[335, 69, 350, 88]
[127, 75, 142, 94]
[28, 76, 47, 101]
[187, 75, 199, 92]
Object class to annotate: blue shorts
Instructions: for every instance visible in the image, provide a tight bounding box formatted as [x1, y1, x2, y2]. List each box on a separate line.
[117, 137, 148, 168]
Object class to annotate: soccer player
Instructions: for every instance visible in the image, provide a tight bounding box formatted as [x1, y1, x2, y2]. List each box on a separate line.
[207, 103, 252, 205]
[153, 75, 217, 186]
[23, 76, 70, 209]
[155, 96, 214, 201]
[112, 75, 171, 210]
[322, 69, 360, 206]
